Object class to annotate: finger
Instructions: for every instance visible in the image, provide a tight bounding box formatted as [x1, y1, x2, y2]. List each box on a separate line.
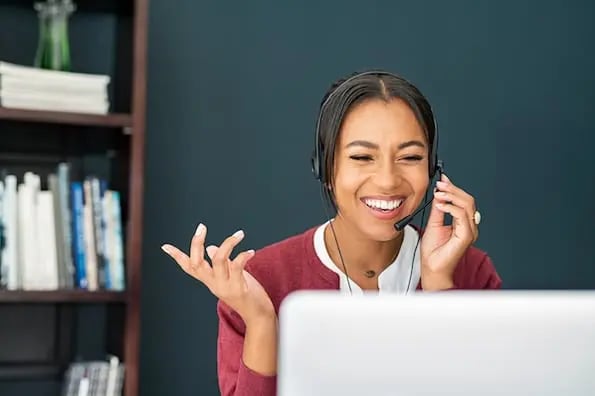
[206, 245, 224, 279]
[161, 244, 189, 269]
[212, 230, 245, 279]
[229, 249, 255, 285]
[434, 202, 474, 243]
[436, 174, 475, 210]
[190, 223, 208, 271]
[440, 174, 479, 241]
[206, 245, 218, 260]
[425, 194, 446, 228]
[162, 243, 207, 282]
[436, 174, 477, 227]
[433, 190, 475, 223]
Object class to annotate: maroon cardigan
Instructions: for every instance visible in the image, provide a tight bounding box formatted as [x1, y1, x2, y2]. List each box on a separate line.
[216, 226, 502, 396]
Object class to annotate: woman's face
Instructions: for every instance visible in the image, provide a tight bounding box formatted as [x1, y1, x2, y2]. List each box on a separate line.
[332, 98, 430, 241]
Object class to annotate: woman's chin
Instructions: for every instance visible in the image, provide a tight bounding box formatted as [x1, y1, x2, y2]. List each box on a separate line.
[357, 223, 403, 243]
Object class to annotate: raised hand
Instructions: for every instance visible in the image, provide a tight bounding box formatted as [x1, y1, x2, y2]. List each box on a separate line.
[420, 173, 480, 290]
[161, 224, 275, 325]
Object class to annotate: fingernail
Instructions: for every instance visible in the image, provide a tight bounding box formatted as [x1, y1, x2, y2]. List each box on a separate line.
[161, 244, 171, 254]
[246, 249, 255, 255]
[206, 245, 217, 258]
[195, 223, 205, 236]
[436, 181, 447, 188]
[442, 174, 450, 182]
[233, 229, 245, 239]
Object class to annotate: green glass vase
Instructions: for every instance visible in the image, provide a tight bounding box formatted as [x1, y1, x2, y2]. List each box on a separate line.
[34, 0, 76, 72]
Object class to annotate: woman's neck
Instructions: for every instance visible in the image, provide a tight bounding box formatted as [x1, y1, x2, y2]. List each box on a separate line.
[323, 217, 404, 280]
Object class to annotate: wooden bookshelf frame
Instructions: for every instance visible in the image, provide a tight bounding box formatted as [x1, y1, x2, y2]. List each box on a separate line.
[0, 107, 133, 127]
[0, 0, 148, 394]
[122, 0, 148, 395]
[0, 290, 127, 303]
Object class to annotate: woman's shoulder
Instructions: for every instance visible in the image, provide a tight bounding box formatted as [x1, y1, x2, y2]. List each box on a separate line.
[243, 224, 328, 308]
[248, 225, 318, 266]
[453, 245, 502, 289]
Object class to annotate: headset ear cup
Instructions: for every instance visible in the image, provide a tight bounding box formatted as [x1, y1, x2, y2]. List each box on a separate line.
[429, 132, 439, 178]
[429, 158, 434, 179]
[427, 151, 435, 179]
[436, 159, 444, 176]
[430, 158, 444, 179]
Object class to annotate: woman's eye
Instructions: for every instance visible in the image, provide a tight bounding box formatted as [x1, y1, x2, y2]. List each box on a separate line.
[402, 155, 423, 162]
[350, 155, 373, 161]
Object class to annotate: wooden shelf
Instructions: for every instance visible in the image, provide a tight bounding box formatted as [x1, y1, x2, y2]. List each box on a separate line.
[0, 364, 61, 380]
[0, 290, 127, 303]
[0, 107, 132, 128]
[0, 0, 134, 16]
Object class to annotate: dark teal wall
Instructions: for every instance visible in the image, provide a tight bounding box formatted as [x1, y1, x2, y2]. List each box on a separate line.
[140, 1, 595, 395]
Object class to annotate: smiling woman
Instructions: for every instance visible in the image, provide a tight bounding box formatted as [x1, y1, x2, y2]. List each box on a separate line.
[161, 70, 502, 396]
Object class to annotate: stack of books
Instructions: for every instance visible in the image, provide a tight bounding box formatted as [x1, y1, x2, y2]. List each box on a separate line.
[0, 162, 126, 291]
[62, 355, 125, 396]
[0, 60, 110, 114]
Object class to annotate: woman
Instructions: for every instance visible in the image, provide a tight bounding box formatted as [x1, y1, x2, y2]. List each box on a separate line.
[161, 70, 502, 396]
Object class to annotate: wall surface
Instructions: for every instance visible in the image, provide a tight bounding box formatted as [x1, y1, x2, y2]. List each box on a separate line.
[140, 1, 595, 395]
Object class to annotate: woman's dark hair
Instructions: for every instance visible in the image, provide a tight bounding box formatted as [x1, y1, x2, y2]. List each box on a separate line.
[315, 70, 436, 209]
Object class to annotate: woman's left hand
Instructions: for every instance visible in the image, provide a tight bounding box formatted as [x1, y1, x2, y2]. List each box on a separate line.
[419, 173, 480, 291]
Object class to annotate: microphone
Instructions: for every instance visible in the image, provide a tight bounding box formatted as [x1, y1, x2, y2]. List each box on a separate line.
[394, 161, 444, 232]
[393, 198, 434, 231]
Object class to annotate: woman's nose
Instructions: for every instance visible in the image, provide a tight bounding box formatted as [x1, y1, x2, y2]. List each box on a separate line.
[374, 161, 402, 190]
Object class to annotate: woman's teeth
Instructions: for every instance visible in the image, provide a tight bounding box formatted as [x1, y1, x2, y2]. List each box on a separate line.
[363, 199, 403, 211]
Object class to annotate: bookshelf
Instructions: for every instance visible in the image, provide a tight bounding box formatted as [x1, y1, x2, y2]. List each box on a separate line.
[0, 0, 147, 395]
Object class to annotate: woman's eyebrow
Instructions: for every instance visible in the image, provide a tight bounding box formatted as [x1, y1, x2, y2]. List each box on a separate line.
[345, 139, 426, 150]
[345, 140, 378, 149]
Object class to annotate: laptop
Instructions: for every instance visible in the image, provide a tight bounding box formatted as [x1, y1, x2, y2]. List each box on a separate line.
[277, 290, 595, 396]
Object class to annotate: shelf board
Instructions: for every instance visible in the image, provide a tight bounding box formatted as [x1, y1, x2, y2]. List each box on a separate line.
[0, 0, 133, 15]
[0, 363, 61, 380]
[0, 290, 127, 303]
[0, 107, 132, 128]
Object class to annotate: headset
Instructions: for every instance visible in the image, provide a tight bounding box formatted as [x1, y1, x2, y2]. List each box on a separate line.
[310, 70, 444, 293]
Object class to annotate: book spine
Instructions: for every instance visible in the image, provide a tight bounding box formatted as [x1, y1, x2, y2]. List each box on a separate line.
[70, 182, 87, 289]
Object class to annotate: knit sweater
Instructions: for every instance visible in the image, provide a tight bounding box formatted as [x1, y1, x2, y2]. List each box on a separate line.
[216, 225, 502, 396]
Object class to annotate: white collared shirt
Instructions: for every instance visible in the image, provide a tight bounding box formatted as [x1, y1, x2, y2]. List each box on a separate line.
[313, 221, 421, 295]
